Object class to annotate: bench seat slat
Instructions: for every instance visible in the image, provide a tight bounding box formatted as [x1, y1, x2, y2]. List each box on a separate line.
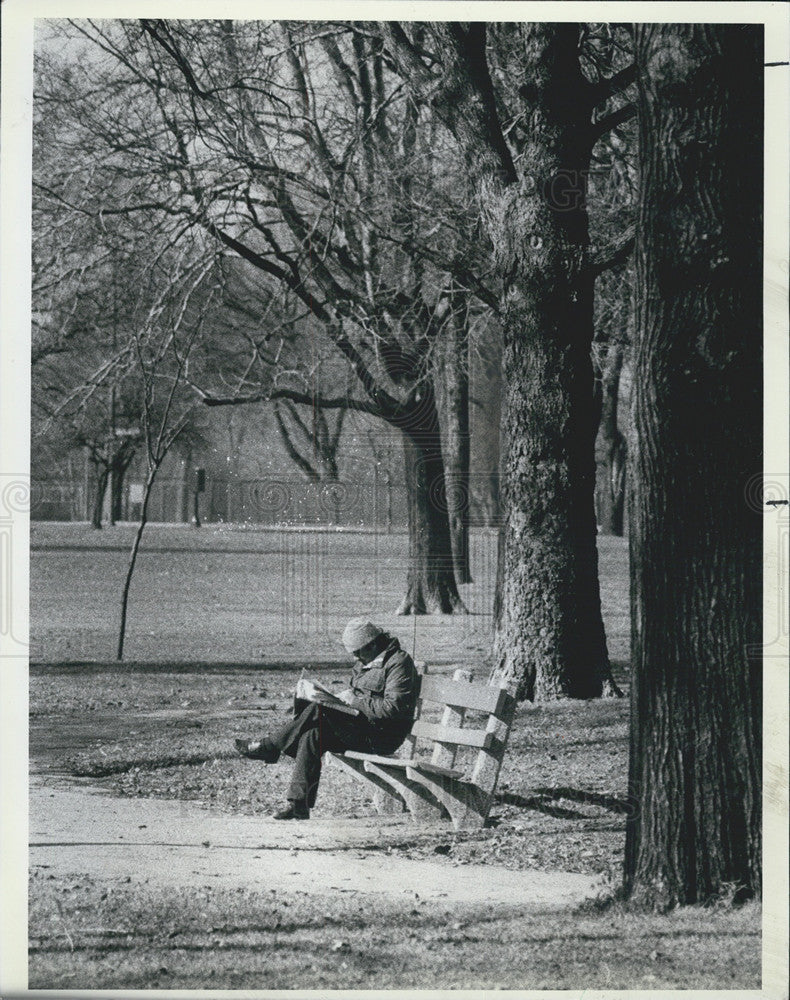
[342, 751, 463, 779]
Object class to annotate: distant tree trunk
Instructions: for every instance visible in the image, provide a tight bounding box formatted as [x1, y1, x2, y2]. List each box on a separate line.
[441, 293, 472, 584]
[624, 24, 763, 907]
[109, 468, 123, 525]
[595, 342, 626, 536]
[90, 464, 109, 530]
[177, 450, 192, 524]
[394, 384, 466, 615]
[109, 449, 134, 525]
[274, 401, 321, 483]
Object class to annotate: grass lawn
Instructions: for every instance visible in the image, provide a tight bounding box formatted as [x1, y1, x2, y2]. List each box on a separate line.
[27, 522, 761, 990]
[29, 873, 760, 990]
[30, 521, 630, 665]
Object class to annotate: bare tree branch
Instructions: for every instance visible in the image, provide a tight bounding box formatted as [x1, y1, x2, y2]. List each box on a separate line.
[197, 384, 382, 416]
[140, 20, 214, 99]
[378, 22, 438, 88]
[589, 62, 637, 106]
[588, 223, 636, 278]
[590, 103, 637, 144]
[274, 401, 321, 481]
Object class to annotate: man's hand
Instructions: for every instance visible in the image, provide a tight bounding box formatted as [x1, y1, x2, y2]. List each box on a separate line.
[295, 678, 317, 700]
[336, 688, 356, 705]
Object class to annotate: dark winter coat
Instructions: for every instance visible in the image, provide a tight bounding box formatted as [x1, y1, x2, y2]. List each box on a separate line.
[348, 638, 419, 741]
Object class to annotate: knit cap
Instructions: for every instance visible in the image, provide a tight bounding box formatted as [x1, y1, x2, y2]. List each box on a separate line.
[341, 618, 383, 654]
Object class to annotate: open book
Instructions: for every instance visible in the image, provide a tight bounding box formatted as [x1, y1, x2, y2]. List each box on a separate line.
[296, 678, 360, 716]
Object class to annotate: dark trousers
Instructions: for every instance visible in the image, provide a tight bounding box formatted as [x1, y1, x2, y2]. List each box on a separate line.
[268, 700, 403, 807]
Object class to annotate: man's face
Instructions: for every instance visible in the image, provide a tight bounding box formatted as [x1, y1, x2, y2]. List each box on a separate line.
[353, 637, 381, 665]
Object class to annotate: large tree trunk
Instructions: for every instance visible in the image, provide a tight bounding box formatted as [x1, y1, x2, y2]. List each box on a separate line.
[624, 24, 763, 907]
[441, 295, 472, 585]
[484, 26, 614, 700]
[382, 22, 619, 698]
[380, 22, 619, 698]
[595, 341, 626, 536]
[394, 385, 466, 615]
[493, 273, 612, 700]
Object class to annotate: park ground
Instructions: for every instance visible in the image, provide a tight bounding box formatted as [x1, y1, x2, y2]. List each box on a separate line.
[24, 523, 761, 990]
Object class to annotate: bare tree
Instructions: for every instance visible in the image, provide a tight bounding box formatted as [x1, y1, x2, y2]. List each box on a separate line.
[32, 249, 147, 528]
[37, 19, 489, 613]
[378, 21, 630, 698]
[115, 246, 216, 659]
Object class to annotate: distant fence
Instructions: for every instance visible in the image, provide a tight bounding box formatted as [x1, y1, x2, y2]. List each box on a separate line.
[30, 474, 501, 529]
[30, 482, 87, 523]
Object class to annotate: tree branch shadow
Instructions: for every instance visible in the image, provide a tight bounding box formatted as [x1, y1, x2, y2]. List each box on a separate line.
[496, 786, 631, 819]
[531, 786, 631, 814]
[495, 791, 586, 820]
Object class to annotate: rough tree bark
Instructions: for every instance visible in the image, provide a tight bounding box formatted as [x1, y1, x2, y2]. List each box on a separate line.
[624, 24, 763, 907]
[441, 290, 473, 584]
[394, 381, 466, 614]
[595, 340, 627, 535]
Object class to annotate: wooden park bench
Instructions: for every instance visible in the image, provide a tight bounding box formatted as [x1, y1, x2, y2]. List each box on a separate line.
[329, 670, 517, 830]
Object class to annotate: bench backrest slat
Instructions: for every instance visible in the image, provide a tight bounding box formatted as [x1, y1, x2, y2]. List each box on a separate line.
[412, 719, 503, 752]
[418, 675, 508, 714]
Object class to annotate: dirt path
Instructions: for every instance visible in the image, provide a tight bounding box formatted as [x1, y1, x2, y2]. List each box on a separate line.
[30, 781, 604, 908]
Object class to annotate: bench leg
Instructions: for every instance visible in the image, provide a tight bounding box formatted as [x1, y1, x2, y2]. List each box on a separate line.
[329, 754, 407, 814]
[405, 768, 491, 830]
[373, 787, 408, 815]
[364, 762, 449, 823]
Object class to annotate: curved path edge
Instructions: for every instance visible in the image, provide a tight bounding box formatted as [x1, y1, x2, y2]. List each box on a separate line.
[30, 781, 604, 908]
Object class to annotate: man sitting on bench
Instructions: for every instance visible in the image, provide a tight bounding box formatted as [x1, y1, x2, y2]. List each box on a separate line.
[234, 618, 420, 820]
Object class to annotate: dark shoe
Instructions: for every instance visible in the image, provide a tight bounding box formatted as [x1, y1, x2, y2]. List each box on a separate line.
[234, 738, 280, 763]
[272, 801, 310, 820]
